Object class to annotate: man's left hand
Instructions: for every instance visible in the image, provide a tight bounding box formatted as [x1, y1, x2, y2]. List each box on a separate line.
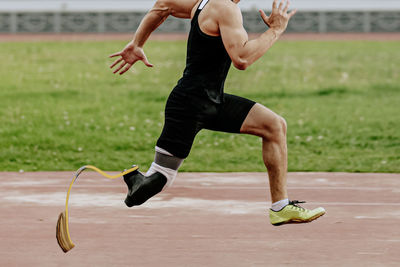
[109, 41, 153, 75]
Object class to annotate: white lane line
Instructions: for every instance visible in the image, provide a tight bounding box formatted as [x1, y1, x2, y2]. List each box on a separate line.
[311, 202, 400, 206]
[0, 184, 397, 191]
[357, 252, 384, 255]
[177, 186, 396, 191]
[1, 191, 400, 207]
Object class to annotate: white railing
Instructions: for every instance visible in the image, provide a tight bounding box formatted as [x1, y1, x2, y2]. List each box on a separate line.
[1, 0, 400, 12]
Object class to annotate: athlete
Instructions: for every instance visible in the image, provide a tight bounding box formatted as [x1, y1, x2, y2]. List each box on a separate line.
[109, 0, 325, 225]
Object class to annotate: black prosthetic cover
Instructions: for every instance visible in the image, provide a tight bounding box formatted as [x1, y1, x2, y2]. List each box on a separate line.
[123, 169, 167, 207]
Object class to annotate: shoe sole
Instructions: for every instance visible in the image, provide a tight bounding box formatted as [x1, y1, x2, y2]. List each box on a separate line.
[124, 172, 145, 207]
[124, 185, 147, 207]
[124, 197, 135, 207]
[271, 212, 325, 226]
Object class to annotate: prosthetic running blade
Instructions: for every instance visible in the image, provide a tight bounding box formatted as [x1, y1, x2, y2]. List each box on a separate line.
[56, 165, 138, 253]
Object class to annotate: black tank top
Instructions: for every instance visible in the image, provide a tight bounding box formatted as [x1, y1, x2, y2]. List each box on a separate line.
[176, 0, 232, 104]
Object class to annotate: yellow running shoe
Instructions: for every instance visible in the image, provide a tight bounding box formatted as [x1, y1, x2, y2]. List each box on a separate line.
[269, 200, 325, 226]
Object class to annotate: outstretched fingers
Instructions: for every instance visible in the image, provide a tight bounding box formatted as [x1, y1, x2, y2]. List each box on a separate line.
[109, 51, 122, 58]
[113, 61, 128, 74]
[288, 9, 297, 19]
[142, 55, 153, 68]
[278, 0, 284, 11]
[119, 63, 133, 75]
[259, 9, 270, 26]
[283, 0, 290, 14]
[110, 58, 123, 69]
[272, 0, 278, 12]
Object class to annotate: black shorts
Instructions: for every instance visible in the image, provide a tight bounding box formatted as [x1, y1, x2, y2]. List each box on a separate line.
[156, 87, 256, 158]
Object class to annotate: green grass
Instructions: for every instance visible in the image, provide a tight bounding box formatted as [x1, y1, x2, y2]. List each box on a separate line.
[0, 40, 399, 172]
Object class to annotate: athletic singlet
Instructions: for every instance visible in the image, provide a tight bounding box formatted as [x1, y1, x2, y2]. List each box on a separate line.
[175, 0, 232, 104]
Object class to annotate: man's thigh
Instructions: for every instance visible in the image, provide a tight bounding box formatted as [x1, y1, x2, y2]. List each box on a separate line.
[205, 93, 255, 133]
[156, 89, 200, 158]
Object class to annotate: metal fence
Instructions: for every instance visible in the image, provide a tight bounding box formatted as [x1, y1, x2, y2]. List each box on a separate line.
[1, 11, 399, 33]
[1, 0, 400, 35]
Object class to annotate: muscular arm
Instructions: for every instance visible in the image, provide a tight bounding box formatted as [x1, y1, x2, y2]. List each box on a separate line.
[219, 0, 296, 70]
[110, 0, 198, 74]
[133, 0, 198, 47]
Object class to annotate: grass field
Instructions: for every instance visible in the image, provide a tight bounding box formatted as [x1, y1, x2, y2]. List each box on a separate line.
[0, 40, 399, 172]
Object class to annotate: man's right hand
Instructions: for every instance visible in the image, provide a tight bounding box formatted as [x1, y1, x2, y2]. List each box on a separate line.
[259, 0, 297, 36]
[109, 41, 153, 75]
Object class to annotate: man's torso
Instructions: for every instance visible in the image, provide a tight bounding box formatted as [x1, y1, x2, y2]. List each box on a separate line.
[176, 0, 233, 104]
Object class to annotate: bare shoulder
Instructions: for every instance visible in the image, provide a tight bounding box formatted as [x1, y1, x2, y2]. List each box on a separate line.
[195, 0, 243, 35]
[210, 0, 240, 12]
[211, 0, 242, 24]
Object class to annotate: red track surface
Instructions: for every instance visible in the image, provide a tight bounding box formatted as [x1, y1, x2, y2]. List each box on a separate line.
[1, 171, 399, 266]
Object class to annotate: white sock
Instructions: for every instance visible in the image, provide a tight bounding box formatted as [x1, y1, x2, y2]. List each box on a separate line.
[271, 198, 289, 211]
[146, 162, 177, 188]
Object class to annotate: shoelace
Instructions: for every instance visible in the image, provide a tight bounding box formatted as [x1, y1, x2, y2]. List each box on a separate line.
[289, 200, 306, 211]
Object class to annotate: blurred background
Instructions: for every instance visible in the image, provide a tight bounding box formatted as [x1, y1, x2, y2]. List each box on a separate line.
[0, 0, 399, 33]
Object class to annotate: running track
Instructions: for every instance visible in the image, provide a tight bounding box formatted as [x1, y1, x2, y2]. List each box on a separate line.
[0, 171, 399, 266]
[1, 33, 399, 266]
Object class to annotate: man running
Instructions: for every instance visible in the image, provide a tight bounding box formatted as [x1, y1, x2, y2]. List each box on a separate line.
[110, 0, 325, 225]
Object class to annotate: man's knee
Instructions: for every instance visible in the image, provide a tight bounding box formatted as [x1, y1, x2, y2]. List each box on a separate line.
[279, 116, 287, 136]
[241, 104, 287, 140]
[263, 115, 287, 142]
